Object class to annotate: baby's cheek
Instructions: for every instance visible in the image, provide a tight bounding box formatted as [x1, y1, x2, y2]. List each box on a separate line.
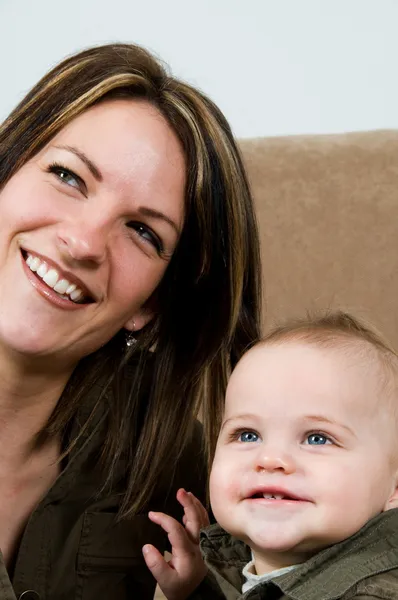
[209, 463, 241, 522]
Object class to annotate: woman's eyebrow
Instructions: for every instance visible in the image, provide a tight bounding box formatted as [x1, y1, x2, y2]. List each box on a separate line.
[138, 207, 181, 236]
[54, 144, 103, 182]
[53, 145, 180, 235]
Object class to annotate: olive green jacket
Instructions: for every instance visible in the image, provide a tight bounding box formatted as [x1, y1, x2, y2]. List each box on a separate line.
[193, 509, 398, 599]
[0, 378, 207, 600]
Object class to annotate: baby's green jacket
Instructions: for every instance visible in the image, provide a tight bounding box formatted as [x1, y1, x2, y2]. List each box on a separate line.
[190, 509, 398, 599]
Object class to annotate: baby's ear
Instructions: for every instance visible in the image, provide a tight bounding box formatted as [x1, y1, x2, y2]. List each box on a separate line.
[383, 476, 398, 511]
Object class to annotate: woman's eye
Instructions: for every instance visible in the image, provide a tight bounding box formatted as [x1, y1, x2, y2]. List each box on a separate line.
[128, 222, 163, 254]
[238, 431, 259, 443]
[305, 433, 331, 446]
[48, 164, 83, 191]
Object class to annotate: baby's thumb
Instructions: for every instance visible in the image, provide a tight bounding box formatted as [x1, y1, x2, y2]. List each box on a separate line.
[142, 544, 167, 580]
[143, 544, 179, 595]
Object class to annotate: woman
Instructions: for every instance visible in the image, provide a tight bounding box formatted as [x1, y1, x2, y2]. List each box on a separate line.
[0, 43, 261, 599]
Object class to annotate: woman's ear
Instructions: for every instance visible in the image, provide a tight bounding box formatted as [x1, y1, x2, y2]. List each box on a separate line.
[123, 307, 155, 332]
[123, 293, 158, 332]
[124, 287, 160, 332]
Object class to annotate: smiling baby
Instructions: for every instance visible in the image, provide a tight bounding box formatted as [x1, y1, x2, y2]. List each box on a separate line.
[145, 311, 398, 599]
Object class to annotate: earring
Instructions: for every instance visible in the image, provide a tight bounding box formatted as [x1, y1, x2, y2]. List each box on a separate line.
[126, 321, 137, 348]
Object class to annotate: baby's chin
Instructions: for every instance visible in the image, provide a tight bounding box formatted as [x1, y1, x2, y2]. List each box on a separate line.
[240, 527, 330, 565]
[249, 538, 320, 574]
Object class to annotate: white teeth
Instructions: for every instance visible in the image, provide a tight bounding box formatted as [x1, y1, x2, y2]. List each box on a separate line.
[65, 283, 76, 295]
[70, 289, 83, 302]
[29, 256, 40, 271]
[263, 493, 284, 500]
[53, 279, 69, 294]
[25, 253, 86, 302]
[43, 269, 59, 288]
[37, 263, 48, 278]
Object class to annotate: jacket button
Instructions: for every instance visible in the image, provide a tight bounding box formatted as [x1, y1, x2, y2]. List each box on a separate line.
[19, 592, 41, 600]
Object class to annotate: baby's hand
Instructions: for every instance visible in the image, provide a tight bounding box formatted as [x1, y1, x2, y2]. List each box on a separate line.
[143, 488, 210, 600]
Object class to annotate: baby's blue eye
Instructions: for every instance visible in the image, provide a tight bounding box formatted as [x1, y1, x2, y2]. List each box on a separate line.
[306, 434, 330, 445]
[238, 431, 259, 443]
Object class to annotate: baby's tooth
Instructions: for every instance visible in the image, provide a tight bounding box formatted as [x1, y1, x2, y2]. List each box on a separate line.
[43, 269, 59, 288]
[70, 288, 83, 302]
[54, 279, 69, 294]
[37, 263, 48, 278]
[66, 283, 76, 295]
[29, 257, 41, 272]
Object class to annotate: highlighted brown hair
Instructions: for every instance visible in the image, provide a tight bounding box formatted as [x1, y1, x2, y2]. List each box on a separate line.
[0, 43, 262, 515]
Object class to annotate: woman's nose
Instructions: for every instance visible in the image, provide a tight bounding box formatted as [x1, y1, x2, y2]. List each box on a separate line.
[56, 220, 108, 265]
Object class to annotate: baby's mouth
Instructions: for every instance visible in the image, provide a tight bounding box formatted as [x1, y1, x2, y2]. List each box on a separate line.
[251, 492, 297, 501]
[249, 490, 306, 502]
[262, 493, 288, 500]
[22, 250, 94, 304]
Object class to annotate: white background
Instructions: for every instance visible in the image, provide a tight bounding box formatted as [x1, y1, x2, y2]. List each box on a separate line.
[0, 0, 396, 138]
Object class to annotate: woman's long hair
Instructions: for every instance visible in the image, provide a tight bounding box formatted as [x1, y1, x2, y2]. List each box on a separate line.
[0, 43, 262, 515]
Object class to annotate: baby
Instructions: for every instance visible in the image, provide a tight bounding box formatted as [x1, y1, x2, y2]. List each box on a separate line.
[143, 312, 398, 599]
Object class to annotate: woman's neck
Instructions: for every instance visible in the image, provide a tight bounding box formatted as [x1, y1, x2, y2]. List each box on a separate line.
[0, 348, 73, 468]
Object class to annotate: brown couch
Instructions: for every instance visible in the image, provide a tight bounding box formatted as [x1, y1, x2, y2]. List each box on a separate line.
[240, 130, 398, 345]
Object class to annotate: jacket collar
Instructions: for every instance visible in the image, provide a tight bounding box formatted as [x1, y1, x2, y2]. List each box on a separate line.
[201, 509, 398, 599]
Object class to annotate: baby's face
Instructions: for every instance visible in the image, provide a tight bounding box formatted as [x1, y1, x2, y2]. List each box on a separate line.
[210, 341, 398, 573]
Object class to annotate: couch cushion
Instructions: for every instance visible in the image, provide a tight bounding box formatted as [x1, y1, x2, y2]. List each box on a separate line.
[239, 130, 398, 345]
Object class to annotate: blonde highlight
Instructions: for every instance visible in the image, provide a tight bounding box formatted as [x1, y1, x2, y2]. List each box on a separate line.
[0, 43, 262, 516]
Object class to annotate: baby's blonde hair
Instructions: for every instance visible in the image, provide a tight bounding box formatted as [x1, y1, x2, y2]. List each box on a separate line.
[259, 311, 398, 419]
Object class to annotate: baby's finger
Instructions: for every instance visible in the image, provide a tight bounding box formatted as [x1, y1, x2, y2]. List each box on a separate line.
[187, 492, 210, 527]
[148, 511, 194, 557]
[142, 544, 172, 588]
[177, 489, 208, 523]
[177, 489, 208, 543]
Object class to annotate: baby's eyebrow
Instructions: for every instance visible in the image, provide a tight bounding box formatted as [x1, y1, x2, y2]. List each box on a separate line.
[303, 415, 356, 437]
[220, 413, 258, 431]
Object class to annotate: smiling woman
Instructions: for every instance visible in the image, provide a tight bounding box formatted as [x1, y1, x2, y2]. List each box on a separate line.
[0, 43, 261, 599]
[1, 99, 186, 359]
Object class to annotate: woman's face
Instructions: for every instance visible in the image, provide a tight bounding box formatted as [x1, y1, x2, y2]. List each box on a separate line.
[0, 99, 186, 367]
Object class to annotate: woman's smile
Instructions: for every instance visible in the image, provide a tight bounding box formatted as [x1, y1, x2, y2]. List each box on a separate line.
[0, 99, 185, 363]
[21, 249, 93, 310]
[22, 248, 94, 304]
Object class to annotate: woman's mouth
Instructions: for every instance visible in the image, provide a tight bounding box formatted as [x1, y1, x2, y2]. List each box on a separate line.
[22, 250, 94, 304]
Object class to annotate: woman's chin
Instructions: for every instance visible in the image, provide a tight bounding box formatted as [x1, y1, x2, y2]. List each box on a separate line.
[0, 324, 69, 366]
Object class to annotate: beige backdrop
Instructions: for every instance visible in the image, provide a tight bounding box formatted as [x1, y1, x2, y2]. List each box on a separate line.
[241, 130, 398, 343]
